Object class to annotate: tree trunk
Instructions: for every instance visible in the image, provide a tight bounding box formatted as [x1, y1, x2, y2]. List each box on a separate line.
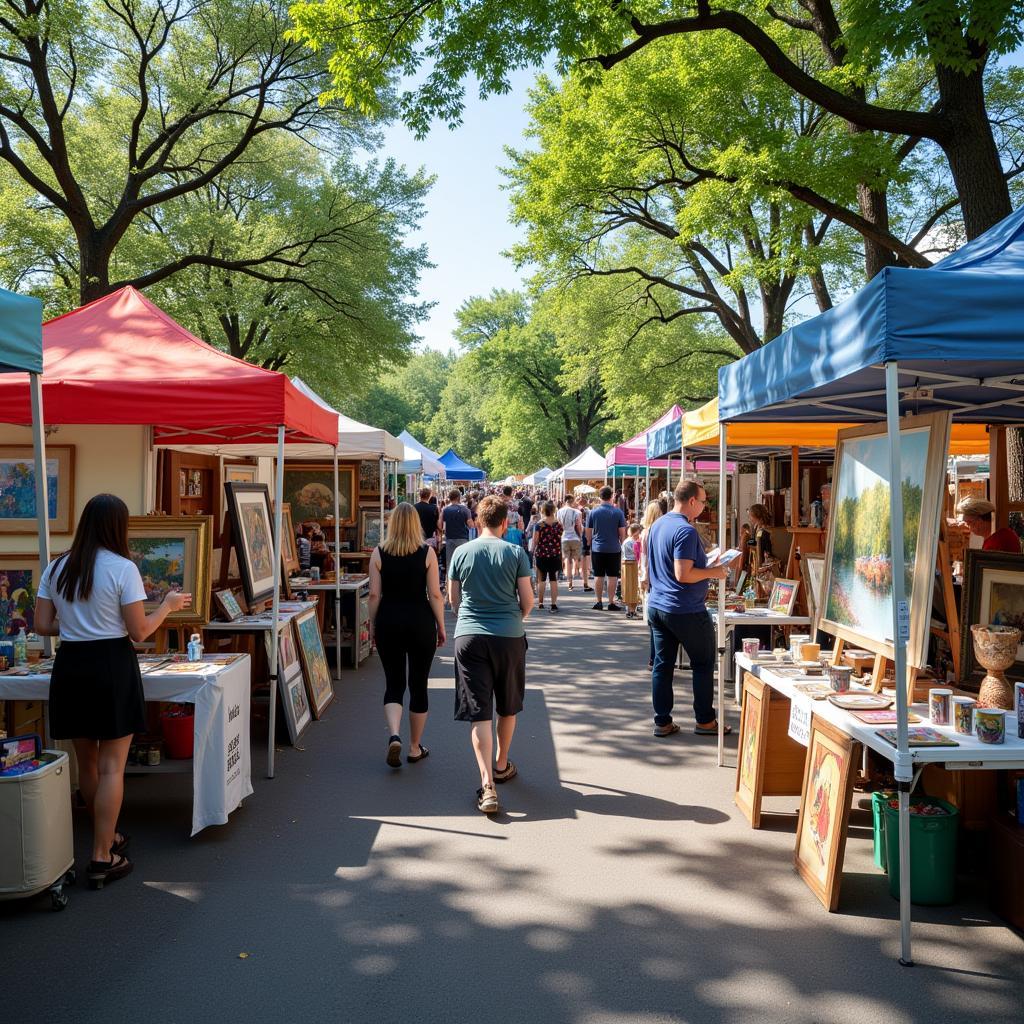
[857, 182, 895, 278]
[78, 240, 111, 304]
[935, 62, 1012, 239]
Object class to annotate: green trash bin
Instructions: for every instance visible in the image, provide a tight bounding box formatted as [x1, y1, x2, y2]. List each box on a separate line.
[871, 791, 894, 871]
[882, 795, 958, 906]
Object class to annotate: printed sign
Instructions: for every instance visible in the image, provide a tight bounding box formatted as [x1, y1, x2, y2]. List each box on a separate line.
[788, 693, 813, 747]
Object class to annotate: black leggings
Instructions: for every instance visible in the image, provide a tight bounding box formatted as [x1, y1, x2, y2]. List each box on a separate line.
[376, 609, 437, 714]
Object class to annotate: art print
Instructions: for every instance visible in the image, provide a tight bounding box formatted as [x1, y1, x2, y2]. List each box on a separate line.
[0, 556, 38, 636]
[280, 503, 299, 574]
[359, 459, 379, 496]
[820, 414, 950, 668]
[224, 483, 276, 604]
[278, 660, 311, 745]
[960, 550, 1024, 684]
[768, 578, 800, 616]
[213, 588, 244, 622]
[283, 463, 355, 525]
[224, 464, 258, 485]
[293, 607, 333, 717]
[360, 509, 388, 552]
[734, 675, 766, 827]
[0, 445, 74, 534]
[127, 516, 212, 624]
[800, 553, 826, 629]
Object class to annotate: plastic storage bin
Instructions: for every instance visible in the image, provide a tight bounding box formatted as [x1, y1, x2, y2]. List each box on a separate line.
[883, 795, 959, 906]
[871, 790, 894, 871]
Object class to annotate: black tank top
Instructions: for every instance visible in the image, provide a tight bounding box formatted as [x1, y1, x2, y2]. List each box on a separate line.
[379, 546, 430, 606]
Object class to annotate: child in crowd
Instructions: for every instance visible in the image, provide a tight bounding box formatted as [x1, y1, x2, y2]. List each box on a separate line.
[622, 522, 642, 619]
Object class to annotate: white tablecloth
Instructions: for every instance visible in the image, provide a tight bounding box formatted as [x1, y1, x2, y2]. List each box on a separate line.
[0, 657, 253, 836]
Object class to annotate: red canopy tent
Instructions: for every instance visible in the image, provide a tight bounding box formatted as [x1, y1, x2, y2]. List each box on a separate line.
[0, 286, 339, 777]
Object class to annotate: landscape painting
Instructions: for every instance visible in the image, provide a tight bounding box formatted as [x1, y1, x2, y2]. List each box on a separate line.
[294, 606, 334, 717]
[0, 557, 38, 636]
[283, 464, 355, 525]
[0, 445, 74, 534]
[127, 516, 212, 623]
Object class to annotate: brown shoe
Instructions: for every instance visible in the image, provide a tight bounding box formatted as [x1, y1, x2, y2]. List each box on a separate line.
[476, 784, 499, 813]
[653, 722, 681, 737]
[494, 760, 517, 783]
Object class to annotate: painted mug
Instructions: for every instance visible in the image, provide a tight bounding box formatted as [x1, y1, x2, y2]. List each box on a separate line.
[951, 696, 976, 736]
[799, 641, 821, 662]
[1015, 681, 1024, 740]
[928, 688, 953, 727]
[741, 638, 761, 658]
[828, 664, 853, 692]
[975, 708, 1007, 745]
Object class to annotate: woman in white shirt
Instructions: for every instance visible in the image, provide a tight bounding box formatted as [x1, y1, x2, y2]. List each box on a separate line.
[34, 494, 190, 889]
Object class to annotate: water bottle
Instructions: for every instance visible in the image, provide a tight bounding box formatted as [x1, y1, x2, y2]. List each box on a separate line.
[13, 626, 27, 665]
[187, 632, 203, 662]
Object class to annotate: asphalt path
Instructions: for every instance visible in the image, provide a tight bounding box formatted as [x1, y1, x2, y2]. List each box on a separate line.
[3, 585, 1022, 1023]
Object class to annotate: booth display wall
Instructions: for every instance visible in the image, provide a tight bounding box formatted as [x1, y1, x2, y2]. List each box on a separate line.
[0, 424, 149, 554]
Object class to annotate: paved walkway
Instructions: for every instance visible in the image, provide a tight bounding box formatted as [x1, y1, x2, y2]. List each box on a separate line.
[4, 586, 1022, 1023]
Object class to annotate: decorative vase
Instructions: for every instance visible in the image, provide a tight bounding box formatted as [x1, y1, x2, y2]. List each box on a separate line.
[971, 624, 1022, 710]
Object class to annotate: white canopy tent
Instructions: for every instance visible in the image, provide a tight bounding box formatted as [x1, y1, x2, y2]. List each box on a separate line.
[548, 447, 607, 498]
[522, 467, 552, 486]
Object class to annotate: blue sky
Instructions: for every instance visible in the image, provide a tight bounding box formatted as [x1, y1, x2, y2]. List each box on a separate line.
[380, 70, 537, 352]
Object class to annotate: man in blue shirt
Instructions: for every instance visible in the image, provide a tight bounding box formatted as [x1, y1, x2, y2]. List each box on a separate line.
[646, 480, 731, 738]
[586, 486, 627, 611]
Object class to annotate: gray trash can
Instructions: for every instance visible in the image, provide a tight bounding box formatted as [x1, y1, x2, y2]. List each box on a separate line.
[0, 740, 75, 910]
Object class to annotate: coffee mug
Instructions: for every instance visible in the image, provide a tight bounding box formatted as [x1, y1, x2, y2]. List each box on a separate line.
[975, 708, 1007, 745]
[928, 688, 953, 726]
[799, 642, 820, 662]
[741, 638, 761, 658]
[951, 696, 976, 736]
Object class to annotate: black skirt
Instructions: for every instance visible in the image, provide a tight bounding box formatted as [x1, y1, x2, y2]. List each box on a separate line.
[48, 636, 147, 740]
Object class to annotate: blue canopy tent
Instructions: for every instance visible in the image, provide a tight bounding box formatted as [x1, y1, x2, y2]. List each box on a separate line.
[0, 288, 49, 637]
[438, 448, 486, 482]
[715, 205, 1024, 965]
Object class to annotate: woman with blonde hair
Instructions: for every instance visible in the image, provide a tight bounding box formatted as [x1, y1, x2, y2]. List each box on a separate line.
[639, 501, 664, 667]
[369, 502, 446, 768]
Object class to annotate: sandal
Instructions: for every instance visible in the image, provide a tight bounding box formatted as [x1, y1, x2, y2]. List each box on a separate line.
[87, 853, 133, 890]
[694, 722, 733, 736]
[111, 831, 130, 857]
[494, 760, 517, 783]
[386, 735, 402, 768]
[550, 604, 558, 613]
[407, 745, 430, 764]
[476, 784, 499, 814]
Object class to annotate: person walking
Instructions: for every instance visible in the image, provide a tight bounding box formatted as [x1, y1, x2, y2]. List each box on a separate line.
[587, 486, 627, 611]
[33, 494, 192, 889]
[615, 489, 629, 519]
[447, 496, 533, 814]
[577, 495, 594, 592]
[502, 485, 524, 547]
[557, 496, 582, 589]
[517, 490, 535, 535]
[646, 480, 732, 738]
[369, 503, 446, 767]
[442, 488, 475, 576]
[622, 522, 642, 618]
[532, 501, 563, 612]
[639, 500, 664, 667]
[413, 486, 440, 551]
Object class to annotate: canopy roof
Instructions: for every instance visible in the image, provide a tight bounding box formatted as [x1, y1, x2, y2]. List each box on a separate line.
[719, 206, 1024, 425]
[292, 378, 403, 460]
[0, 286, 337, 445]
[438, 447, 486, 481]
[607, 405, 683, 468]
[549, 445, 607, 482]
[398, 431, 446, 478]
[522, 467, 552, 485]
[0, 287, 43, 375]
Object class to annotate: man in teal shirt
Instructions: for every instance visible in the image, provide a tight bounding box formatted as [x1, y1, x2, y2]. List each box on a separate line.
[448, 495, 534, 814]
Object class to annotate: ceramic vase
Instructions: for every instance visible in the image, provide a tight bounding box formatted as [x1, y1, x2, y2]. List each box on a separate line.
[971, 624, 1022, 710]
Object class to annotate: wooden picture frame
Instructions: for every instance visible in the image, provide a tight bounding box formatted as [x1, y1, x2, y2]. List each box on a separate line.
[0, 444, 74, 534]
[127, 515, 213, 624]
[960, 549, 1024, 685]
[768, 578, 800, 616]
[0, 554, 40, 636]
[224, 464, 258, 485]
[819, 412, 951, 668]
[292, 606, 334, 717]
[224, 483, 276, 605]
[212, 588, 245, 622]
[280, 502, 299, 574]
[800, 553, 826, 630]
[282, 462, 356, 526]
[794, 715, 859, 912]
[359, 459, 380, 496]
[359, 508, 388, 552]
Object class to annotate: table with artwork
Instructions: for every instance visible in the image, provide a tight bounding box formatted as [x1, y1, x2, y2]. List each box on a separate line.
[293, 575, 372, 668]
[733, 651, 1024, 911]
[710, 609, 812, 700]
[0, 655, 253, 837]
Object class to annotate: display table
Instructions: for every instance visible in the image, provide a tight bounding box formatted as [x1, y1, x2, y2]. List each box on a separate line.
[0, 656, 253, 836]
[711, 611, 812, 700]
[299, 578, 371, 667]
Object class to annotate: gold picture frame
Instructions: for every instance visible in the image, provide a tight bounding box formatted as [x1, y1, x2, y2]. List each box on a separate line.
[280, 502, 299, 574]
[127, 515, 213, 624]
[0, 445, 75, 534]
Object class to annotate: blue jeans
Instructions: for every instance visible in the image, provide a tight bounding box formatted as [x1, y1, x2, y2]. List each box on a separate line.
[648, 607, 717, 726]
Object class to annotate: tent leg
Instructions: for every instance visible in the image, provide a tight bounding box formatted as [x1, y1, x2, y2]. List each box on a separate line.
[333, 447, 342, 681]
[717, 427, 727, 768]
[268, 426, 286, 780]
[379, 458, 385, 532]
[29, 373, 52, 657]
[885, 361, 913, 966]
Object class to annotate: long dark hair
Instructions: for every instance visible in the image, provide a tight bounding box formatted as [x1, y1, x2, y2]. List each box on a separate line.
[54, 494, 131, 602]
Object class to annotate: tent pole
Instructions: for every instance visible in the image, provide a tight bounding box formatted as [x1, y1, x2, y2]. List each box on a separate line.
[885, 361, 913, 966]
[717, 424, 728, 768]
[333, 447, 342, 682]
[29, 373, 51, 657]
[379, 457, 385, 532]
[268, 425, 286, 779]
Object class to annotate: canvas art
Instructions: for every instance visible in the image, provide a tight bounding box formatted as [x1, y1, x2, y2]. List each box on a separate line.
[279, 663, 311, 745]
[0, 556, 38, 636]
[794, 716, 858, 912]
[213, 588, 244, 622]
[734, 675, 766, 827]
[360, 509, 389, 551]
[293, 606, 334, 717]
[224, 464, 258, 485]
[800, 553, 826, 629]
[280, 503, 299, 574]
[820, 414, 950, 668]
[768, 578, 800, 616]
[127, 516, 212, 623]
[960, 549, 1024, 684]
[265, 625, 300, 676]
[359, 459, 379, 496]
[0, 445, 74, 534]
[224, 483, 277, 604]
[283, 464, 355, 525]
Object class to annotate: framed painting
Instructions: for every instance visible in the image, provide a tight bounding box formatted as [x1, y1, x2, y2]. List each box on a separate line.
[212, 588, 244, 622]
[282, 463, 355, 526]
[293, 606, 334, 717]
[800, 553, 826, 629]
[819, 413, 951, 668]
[126, 516, 213, 624]
[735, 673, 770, 828]
[960, 549, 1024, 685]
[794, 715, 858, 912]
[280, 661, 311, 745]
[224, 464, 258, 485]
[768, 578, 800, 616]
[359, 459, 380, 496]
[224, 483, 276, 605]
[264, 624, 300, 677]
[178, 469, 187, 497]
[0, 445, 74, 534]
[280, 502, 299, 574]
[0, 555, 39, 636]
[359, 508, 389, 552]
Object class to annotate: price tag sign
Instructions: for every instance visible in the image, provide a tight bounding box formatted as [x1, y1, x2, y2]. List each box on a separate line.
[788, 693, 813, 747]
[897, 599, 910, 643]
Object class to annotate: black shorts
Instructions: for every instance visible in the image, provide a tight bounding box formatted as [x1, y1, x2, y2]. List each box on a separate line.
[536, 556, 560, 582]
[591, 550, 622, 578]
[454, 634, 527, 722]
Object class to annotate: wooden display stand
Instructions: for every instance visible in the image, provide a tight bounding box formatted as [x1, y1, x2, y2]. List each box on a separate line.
[735, 672, 808, 828]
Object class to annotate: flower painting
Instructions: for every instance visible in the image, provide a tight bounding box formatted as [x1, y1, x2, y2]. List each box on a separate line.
[0, 559, 38, 636]
[0, 445, 74, 534]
